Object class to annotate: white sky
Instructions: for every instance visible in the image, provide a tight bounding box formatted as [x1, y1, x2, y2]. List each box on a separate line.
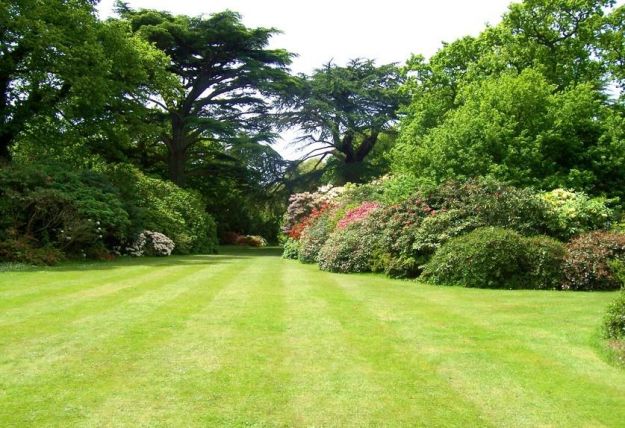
[93, 0, 574, 159]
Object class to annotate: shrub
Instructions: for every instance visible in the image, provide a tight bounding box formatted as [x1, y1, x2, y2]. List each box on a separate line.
[337, 202, 381, 229]
[525, 236, 566, 290]
[421, 227, 565, 289]
[0, 163, 130, 259]
[604, 291, 625, 340]
[235, 235, 268, 247]
[371, 198, 437, 278]
[541, 189, 614, 240]
[318, 222, 377, 273]
[282, 186, 344, 235]
[282, 238, 300, 259]
[425, 178, 550, 235]
[127, 231, 175, 257]
[562, 231, 625, 291]
[299, 212, 334, 263]
[103, 164, 217, 254]
[0, 237, 64, 265]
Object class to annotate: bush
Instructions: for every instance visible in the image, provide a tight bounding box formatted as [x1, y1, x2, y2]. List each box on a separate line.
[604, 291, 625, 340]
[282, 238, 300, 259]
[541, 189, 614, 240]
[562, 231, 625, 291]
[127, 231, 175, 257]
[421, 227, 565, 289]
[0, 163, 130, 259]
[104, 164, 217, 254]
[371, 198, 437, 278]
[235, 235, 268, 247]
[0, 237, 64, 265]
[425, 178, 550, 235]
[318, 223, 377, 273]
[298, 212, 333, 263]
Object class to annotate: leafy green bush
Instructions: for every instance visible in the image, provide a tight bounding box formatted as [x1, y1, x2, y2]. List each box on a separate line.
[425, 178, 551, 235]
[421, 227, 565, 289]
[541, 189, 614, 240]
[370, 198, 437, 278]
[0, 163, 130, 258]
[562, 231, 625, 291]
[0, 237, 64, 265]
[604, 291, 625, 340]
[103, 164, 217, 254]
[298, 212, 333, 263]
[282, 238, 300, 259]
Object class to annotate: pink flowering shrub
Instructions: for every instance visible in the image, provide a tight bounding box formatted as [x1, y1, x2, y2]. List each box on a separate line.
[337, 202, 381, 229]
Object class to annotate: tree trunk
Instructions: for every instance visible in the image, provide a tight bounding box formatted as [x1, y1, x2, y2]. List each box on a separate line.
[166, 113, 188, 186]
[0, 129, 13, 164]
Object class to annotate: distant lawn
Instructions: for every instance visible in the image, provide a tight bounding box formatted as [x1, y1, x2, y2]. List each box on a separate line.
[1, 247, 624, 426]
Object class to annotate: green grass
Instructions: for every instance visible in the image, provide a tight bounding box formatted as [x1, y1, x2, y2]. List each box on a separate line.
[1, 247, 624, 427]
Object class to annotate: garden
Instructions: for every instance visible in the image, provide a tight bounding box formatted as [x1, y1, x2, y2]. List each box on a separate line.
[2, 0, 625, 425]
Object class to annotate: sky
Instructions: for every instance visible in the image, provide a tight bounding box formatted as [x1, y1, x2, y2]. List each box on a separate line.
[95, 0, 524, 158]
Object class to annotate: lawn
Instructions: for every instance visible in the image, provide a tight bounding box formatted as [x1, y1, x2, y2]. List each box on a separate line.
[1, 247, 624, 427]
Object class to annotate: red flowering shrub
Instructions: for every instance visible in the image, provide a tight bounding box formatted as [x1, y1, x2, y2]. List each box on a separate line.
[562, 231, 625, 290]
[287, 202, 331, 240]
[337, 202, 381, 229]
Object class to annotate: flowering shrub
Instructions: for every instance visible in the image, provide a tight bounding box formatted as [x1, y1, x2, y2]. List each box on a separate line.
[235, 235, 268, 247]
[282, 238, 300, 259]
[287, 202, 331, 240]
[372, 198, 437, 277]
[426, 178, 551, 235]
[541, 189, 614, 240]
[282, 186, 344, 236]
[337, 202, 381, 229]
[127, 231, 175, 257]
[562, 231, 625, 290]
[421, 227, 565, 289]
[298, 210, 334, 263]
[318, 221, 379, 273]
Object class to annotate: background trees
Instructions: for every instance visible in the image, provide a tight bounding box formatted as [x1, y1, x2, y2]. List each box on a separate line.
[281, 59, 407, 184]
[391, 0, 625, 199]
[119, 6, 294, 186]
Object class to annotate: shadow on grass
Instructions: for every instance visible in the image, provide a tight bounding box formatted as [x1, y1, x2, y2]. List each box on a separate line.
[0, 246, 283, 273]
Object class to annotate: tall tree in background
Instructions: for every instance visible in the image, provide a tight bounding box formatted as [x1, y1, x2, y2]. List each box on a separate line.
[119, 6, 294, 185]
[281, 59, 406, 183]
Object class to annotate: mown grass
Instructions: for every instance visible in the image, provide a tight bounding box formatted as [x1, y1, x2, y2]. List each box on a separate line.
[1, 247, 624, 427]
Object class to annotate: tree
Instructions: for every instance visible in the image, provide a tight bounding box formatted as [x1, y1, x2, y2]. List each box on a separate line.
[391, 0, 625, 198]
[119, 6, 294, 185]
[281, 59, 406, 184]
[0, 0, 169, 163]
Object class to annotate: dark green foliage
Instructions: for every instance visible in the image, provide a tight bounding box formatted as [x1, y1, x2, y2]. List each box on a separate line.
[103, 164, 217, 254]
[562, 231, 625, 291]
[281, 238, 299, 260]
[281, 59, 406, 184]
[604, 291, 625, 340]
[0, 163, 130, 258]
[120, 7, 293, 185]
[0, 237, 64, 265]
[426, 178, 550, 235]
[421, 227, 565, 289]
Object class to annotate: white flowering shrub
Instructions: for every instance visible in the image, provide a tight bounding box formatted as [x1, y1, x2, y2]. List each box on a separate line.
[127, 230, 175, 257]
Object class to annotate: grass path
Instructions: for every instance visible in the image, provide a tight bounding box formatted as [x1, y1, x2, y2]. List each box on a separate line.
[1, 247, 624, 426]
